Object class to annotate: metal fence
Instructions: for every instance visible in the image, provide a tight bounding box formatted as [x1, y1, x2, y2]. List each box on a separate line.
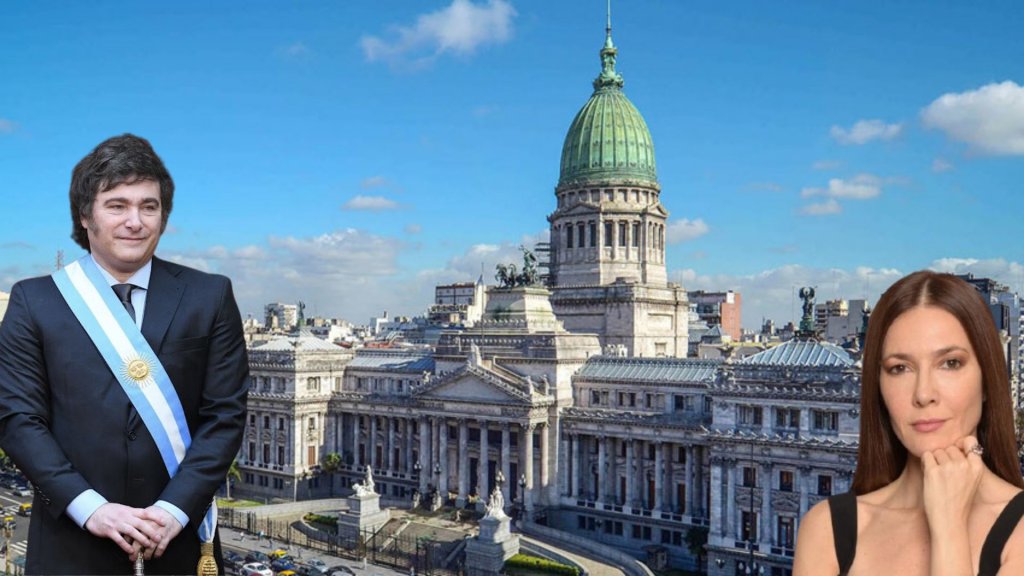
[219, 508, 465, 576]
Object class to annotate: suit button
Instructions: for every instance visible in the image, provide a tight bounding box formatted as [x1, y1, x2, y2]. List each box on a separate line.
[128, 431, 137, 441]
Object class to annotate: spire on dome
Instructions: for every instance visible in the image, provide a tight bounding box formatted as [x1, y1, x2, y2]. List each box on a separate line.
[594, 0, 624, 90]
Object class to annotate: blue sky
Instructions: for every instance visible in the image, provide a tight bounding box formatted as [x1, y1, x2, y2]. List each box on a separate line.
[2, 1, 1022, 328]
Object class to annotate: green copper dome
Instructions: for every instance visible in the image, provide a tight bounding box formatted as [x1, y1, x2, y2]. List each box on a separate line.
[558, 25, 657, 188]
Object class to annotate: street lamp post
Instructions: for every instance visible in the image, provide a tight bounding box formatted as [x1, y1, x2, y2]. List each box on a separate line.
[517, 473, 527, 525]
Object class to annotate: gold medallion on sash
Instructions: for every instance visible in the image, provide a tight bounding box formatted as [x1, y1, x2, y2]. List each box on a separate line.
[121, 356, 154, 386]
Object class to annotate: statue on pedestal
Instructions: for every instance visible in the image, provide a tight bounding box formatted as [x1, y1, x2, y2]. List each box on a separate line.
[353, 467, 376, 497]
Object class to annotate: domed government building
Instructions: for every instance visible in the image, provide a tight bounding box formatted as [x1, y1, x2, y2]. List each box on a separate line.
[235, 11, 861, 576]
[547, 20, 687, 358]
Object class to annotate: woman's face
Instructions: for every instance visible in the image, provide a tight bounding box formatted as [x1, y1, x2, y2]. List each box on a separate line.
[880, 305, 983, 458]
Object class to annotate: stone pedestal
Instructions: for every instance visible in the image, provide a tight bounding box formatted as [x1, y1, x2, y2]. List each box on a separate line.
[339, 491, 390, 540]
[465, 491, 520, 576]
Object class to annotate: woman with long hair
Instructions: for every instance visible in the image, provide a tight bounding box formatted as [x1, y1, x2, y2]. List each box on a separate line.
[794, 271, 1024, 575]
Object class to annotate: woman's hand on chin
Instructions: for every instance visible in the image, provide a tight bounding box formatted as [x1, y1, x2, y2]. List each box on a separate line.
[921, 435, 984, 530]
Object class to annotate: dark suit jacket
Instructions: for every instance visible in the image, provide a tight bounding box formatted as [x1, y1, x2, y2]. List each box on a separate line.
[0, 257, 249, 574]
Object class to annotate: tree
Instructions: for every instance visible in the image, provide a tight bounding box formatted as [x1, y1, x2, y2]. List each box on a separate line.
[224, 458, 241, 501]
[322, 452, 343, 497]
[685, 525, 709, 571]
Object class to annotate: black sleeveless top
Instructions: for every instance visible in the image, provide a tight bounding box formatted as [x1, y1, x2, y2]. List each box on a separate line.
[829, 491, 1024, 576]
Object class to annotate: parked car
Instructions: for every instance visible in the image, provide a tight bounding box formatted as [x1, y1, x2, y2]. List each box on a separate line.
[240, 563, 273, 576]
[17, 503, 31, 516]
[269, 549, 291, 560]
[245, 551, 271, 564]
[223, 550, 244, 570]
[326, 567, 355, 576]
[303, 559, 328, 571]
[12, 486, 32, 498]
[297, 559, 328, 576]
[270, 558, 296, 573]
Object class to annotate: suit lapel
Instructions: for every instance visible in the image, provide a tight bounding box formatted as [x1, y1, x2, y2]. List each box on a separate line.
[142, 257, 184, 352]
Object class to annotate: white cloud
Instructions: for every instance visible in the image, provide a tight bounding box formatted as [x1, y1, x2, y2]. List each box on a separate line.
[404, 223, 423, 234]
[0, 119, 17, 134]
[278, 42, 311, 58]
[812, 160, 842, 171]
[932, 158, 954, 173]
[744, 182, 783, 193]
[360, 176, 390, 189]
[799, 198, 842, 216]
[830, 119, 904, 145]
[921, 81, 1024, 155]
[415, 231, 549, 287]
[361, 0, 516, 68]
[675, 259, 1024, 330]
[666, 218, 710, 244]
[162, 230, 405, 323]
[342, 195, 402, 211]
[801, 174, 882, 200]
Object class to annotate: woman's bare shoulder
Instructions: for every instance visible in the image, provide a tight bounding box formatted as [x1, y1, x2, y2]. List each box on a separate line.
[793, 499, 840, 576]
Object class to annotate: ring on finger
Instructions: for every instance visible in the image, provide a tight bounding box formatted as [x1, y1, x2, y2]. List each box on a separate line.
[969, 444, 984, 456]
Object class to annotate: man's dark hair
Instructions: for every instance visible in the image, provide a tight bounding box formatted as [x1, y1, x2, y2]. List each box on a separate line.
[69, 133, 174, 251]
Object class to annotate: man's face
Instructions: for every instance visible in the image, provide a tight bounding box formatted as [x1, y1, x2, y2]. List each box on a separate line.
[81, 179, 163, 280]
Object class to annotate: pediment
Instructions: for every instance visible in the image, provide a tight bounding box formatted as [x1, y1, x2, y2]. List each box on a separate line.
[415, 365, 532, 404]
[553, 203, 600, 218]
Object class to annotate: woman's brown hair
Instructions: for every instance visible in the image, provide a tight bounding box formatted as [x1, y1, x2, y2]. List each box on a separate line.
[852, 271, 1023, 493]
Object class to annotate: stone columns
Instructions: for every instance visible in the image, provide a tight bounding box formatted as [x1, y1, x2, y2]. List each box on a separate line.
[457, 419, 469, 507]
[405, 418, 415, 475]
[761, 463, 772, 546]
[351, 414, 360, 467]
[501, 423, 511, 506]
[419, 417, 430, 493]
[570, 434, 580, 499]
[522, 423, 535, 512]
[539, 423, 550, 505]
[654, 441, 664, 512]
[597, 436, 607, 504]
[625, 439, 636, 509]
[709, 459, 723, 538]
[439, 419, 449, 496]
[387, 417, 396, 473]
[684, 445, 694, 515]
[478, 421, 490, 505]
[726, 463, 736, 539]
[799, 466, 811, 516]
[368, 416, 377, 470]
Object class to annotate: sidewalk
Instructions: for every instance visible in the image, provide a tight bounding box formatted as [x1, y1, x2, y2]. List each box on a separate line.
[220, 527, 408, 576]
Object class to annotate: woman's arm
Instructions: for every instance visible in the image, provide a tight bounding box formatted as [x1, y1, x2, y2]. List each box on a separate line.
[793, 500, 840, 576]
[922, 439, 984, 576]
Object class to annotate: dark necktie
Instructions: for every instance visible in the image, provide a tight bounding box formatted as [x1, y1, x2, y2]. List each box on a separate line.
[112, 283, 136, 322]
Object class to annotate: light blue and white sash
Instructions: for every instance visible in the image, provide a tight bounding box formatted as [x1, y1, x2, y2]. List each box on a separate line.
[52, 256, 216, 543]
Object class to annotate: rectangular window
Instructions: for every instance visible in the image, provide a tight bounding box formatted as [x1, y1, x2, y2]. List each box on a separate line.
[589, 222, 597, 247]
[604, 222, 613, 247]
[777, 516, 795, 549]
[812, 410, 839, 432]
[273, 478, 284, 490]
[817, 474, 833, 496]
[779, 470, 794, 492]
[741, 511, 759, 542]
[776, 408, 800, 430]
[263, 416, 270, 429]
[632, 222, 640, 247]
[590, 390, 601, 406]
[277, 446, 285, 465]
[249, 414, 256, 426]
[742, 466, 757, 488]
[566, 225, 573, 249]
[262, 444, 270, 463]
[676, 446, 687, 464]
[618, 222, 627, 246]
[739, 405, 763, 426]
[577, 223, 585, 247]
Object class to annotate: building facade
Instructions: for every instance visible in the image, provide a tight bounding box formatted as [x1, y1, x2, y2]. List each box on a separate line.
[689, 290, 743, 342]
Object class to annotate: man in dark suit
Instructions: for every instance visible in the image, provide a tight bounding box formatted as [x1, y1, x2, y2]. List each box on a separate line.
[0, 134, 248, 574]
